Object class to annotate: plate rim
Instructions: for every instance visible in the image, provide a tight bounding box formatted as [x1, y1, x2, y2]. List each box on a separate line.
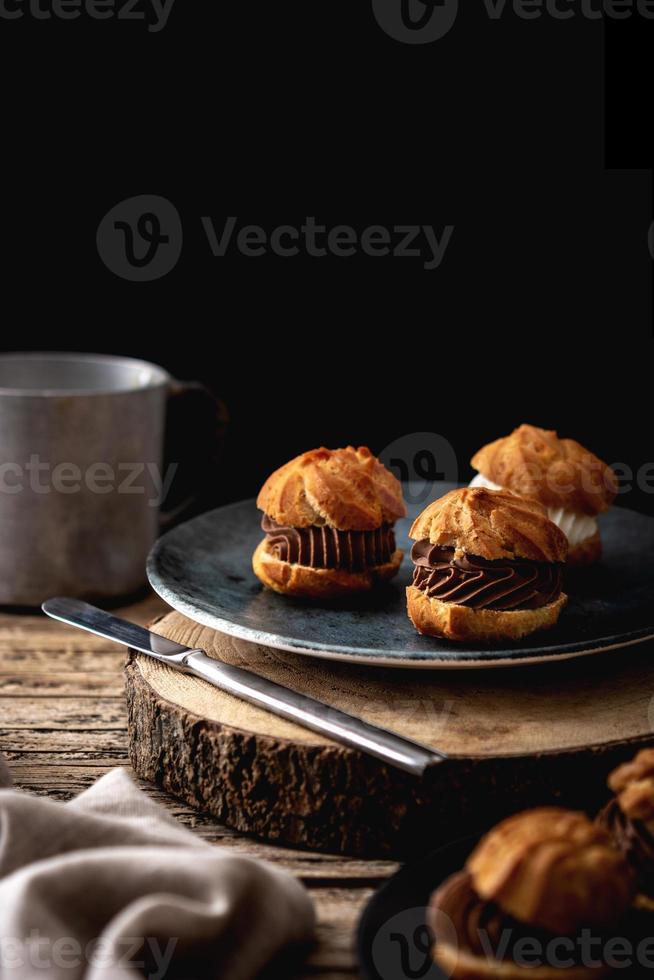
[146, 496, 654, 670]
[356, 833, 480, 980]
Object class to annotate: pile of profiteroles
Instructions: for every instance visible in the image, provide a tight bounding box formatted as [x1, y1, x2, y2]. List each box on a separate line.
[252, 425, 616, 643]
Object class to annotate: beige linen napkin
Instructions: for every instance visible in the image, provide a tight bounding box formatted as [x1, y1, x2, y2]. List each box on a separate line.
[0, 765, 314, 979]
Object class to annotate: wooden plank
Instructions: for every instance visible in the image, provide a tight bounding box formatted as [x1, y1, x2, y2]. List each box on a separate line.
[4, 751, 129, 764]
[0, 673, 124, 696]
[0, 730, 127, 752]
[0, 697, 126, 729]
[0, 595, 164, 672]
[0, 594, 165, 633]
[297, 974, 357, 980]
[305, 888, 373, 970]
[0, 648, 126, 672]
[0, 595, 378, 979]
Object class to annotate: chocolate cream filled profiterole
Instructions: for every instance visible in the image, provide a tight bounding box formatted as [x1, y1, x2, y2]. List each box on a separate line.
[253, 446, 406, 599]
[407, 487, 568, 643]
[429, 807, 635, 979]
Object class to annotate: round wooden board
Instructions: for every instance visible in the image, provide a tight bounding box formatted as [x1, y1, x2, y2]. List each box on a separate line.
[126, 610, 654, 857]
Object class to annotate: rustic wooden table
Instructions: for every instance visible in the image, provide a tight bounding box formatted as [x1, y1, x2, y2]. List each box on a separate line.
[0, 594, 397, 980]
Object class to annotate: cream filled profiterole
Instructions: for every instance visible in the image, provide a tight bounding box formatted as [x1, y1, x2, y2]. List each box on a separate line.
[406, 487, 568, 642]
[470, 424, 617, 565]
[253, 446, 406, 599]
[429, 807, 635, 979]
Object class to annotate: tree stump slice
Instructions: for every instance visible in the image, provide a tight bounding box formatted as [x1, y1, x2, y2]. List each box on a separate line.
[126, 611, 654, 857]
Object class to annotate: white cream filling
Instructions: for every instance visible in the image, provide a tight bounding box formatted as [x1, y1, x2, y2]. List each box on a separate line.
[469, 472, 597, 547]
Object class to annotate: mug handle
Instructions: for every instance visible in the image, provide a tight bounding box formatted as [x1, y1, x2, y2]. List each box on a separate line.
[159, 379, 228, 529]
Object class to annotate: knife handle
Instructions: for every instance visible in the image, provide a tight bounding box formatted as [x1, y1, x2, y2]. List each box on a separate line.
[186, 651, 445, 777]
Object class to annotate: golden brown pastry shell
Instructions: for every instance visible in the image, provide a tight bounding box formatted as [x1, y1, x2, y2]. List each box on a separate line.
[406, 587, 566, 643]
[471, 424, 617, 517]
[607, 748, 654, 826]
[467, 808, 634, 936]
[256, 445, 406, 531]
[608, 747, 654, 796]
[252, 539, 403, 598]
[409, 487, 568, 563]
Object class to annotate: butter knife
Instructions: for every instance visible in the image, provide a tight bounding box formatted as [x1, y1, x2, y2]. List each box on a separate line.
[42, 597, 445, 776]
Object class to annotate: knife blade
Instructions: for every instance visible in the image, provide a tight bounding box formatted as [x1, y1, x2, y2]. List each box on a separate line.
[42, 597, 446, 776]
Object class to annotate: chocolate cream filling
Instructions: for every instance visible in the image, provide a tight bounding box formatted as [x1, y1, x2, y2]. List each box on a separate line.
[431, 871, 596, 967]
[262, 515, 396, 572]
[411, 542, 562, 611]
[598, 798, 654, 895]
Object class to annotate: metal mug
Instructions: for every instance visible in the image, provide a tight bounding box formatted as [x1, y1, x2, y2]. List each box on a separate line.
[0, 352, 218, 606]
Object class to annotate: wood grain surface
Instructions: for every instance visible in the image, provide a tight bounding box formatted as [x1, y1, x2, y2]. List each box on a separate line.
[0, 595, 385, 979]
[127, 609, 654, 857]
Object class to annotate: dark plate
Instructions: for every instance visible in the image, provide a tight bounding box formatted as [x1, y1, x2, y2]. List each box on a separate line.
[146, 482, 654, 669]
[357, 835, 646, 979]
[357, 835, 475, 980]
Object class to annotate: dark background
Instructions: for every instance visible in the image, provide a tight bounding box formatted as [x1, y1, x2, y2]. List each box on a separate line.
[1, 4, 651, 513]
